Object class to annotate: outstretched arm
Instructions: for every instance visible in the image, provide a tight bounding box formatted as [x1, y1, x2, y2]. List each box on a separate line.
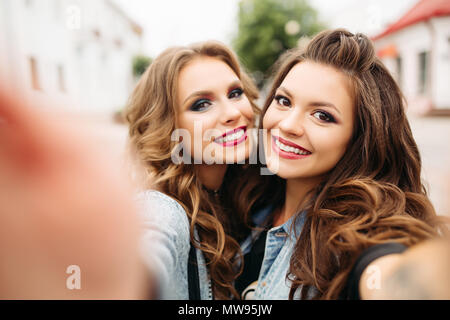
[359, 238, 450, 300]
[0, 84, 149, 299]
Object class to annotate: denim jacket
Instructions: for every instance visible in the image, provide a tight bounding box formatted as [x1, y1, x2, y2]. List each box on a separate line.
[241, 206, 309, 299]
[136, 190, 213, 300]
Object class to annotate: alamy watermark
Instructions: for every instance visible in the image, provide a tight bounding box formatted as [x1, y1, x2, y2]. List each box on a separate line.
[365, 264, 382, 291]
[66, 265, 81, 290]
[170, 125, 279, 175]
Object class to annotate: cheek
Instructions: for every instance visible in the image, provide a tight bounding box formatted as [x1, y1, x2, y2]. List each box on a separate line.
[179, 113, 217, 135]
[262, 107, 277, 130]
[238, 97, 255, 123]
[313, 128, 351, 163]
[176, 116, 194, 139]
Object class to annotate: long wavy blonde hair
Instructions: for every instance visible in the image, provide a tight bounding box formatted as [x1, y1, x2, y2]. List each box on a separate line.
[124, 41, 259, 299]
[250, 29, 448, 299]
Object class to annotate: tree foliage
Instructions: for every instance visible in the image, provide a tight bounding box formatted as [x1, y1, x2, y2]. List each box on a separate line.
[233, 0, 325, 85]
[132, 55, 152, 78]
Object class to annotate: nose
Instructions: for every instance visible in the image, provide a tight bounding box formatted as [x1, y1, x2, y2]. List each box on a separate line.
[220, 100, 241, 125]
[278, 108, 305, 137]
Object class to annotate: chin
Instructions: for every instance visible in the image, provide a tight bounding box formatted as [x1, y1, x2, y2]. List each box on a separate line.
[223, 141, 253, 164]
[265, 158, 302, 179]
[224, 151, 249, 164]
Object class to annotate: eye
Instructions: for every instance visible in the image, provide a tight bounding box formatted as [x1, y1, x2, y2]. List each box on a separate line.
[190, 99, 212, 112]
[274, 95, 291, 107]
[312, 110, 336, 123]
[228, 87, 243, 99]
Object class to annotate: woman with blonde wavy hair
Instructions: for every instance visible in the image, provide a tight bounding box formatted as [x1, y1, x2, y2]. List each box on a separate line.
[124, 41, 259, 299]
[239, 29, 449, 300]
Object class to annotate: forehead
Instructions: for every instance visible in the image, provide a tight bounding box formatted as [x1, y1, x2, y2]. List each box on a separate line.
[178, 56, 239, 96]
[280, 61, 354, 110]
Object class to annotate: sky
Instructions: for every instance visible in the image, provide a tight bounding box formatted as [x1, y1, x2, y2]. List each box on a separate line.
[113, 0, 419, 57]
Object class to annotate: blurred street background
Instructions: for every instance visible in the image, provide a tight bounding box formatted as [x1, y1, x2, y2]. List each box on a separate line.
[0, 0, 449, 216]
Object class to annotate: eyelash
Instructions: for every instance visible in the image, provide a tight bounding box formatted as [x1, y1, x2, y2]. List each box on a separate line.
[189, 87, 244, 112]
[228, 87, 244, 99]
[190, 99, 211, 112]
[313, 111, 336, 123]
[274, 94, 336, 123]
[274, 95, 291, 107]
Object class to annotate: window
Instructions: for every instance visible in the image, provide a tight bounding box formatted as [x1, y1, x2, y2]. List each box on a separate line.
[114, 38, 123, 49]
[57, 65, 65, 92]
[448, 36, 450, 58]
[418, 51, 429, 94]
[76, 45, 84, 58]
[92, 29, 101, 39]
[395, 55, 402, 88]
[29, 57, 41, 90]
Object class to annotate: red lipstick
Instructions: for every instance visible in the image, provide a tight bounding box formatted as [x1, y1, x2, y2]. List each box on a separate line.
[271, 135, 311, 160]
[214, 126, 248, 147]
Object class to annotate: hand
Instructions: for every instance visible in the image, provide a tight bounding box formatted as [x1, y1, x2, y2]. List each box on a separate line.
[0, 85, 148, 299]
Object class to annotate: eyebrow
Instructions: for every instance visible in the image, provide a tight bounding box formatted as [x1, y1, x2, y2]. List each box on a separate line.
[182, 80, 242, 106]
[182, 90, 213, 106]
[227, 80, 243, 92]
[277, 86, 341, 115]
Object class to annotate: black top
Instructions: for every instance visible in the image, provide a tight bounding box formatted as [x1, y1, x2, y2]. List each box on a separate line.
[235, 229, 268, 298]
[341, 242, 408, 299]
[188, 244, 201, 300]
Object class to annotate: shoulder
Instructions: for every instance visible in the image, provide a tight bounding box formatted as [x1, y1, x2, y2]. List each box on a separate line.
[136, 190, 192, 299]
[136, 190, 190, 237]
[136, 190, 187, 218]
[345, 242, 408, 300]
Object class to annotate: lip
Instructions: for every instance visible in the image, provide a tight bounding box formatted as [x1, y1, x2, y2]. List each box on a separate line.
[219, 125, 247, 138]
[214, 126, 248, 147]
[271, 135, 312, 159]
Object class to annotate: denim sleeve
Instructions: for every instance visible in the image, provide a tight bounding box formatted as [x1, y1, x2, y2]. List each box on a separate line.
[136, 190, 190, 299]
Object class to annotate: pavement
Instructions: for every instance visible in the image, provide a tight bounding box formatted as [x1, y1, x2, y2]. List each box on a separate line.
[409, 115, 450, 217]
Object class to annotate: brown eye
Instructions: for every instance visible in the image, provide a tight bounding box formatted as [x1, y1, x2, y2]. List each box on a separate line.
[275, 95, 291, 107]
[313, 111, 336, 123]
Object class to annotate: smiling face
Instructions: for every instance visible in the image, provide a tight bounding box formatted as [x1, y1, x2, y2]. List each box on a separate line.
[176, 56, 255, 164]
[263, 61, 355, 183]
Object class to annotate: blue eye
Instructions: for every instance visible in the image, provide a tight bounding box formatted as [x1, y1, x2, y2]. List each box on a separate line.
[228, 87, 243, 99]
[313, 110, 336, 123]
[190, 99, 212, 112]
[274, 95, 291, 107]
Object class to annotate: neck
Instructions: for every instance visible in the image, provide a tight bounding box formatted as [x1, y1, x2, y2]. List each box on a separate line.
[196, 164, 228, 192]
[273, 176, 321, 227]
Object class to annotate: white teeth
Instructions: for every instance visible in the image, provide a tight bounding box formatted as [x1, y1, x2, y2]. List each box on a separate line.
[275, 139, 310, 155]
[216, 129, 245, 143]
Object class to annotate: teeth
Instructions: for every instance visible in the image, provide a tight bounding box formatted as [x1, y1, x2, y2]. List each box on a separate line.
[216, 129, 244, 143]
[275, 139, 310, 155]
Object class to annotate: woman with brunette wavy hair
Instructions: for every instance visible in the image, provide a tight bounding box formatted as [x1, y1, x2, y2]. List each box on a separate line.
[240, 29, 448, 300]
[125, 41, 259, 299]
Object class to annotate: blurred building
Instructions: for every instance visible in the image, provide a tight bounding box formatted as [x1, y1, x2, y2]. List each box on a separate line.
[373, 0, 450, 115]
[0, 0, 143, 114]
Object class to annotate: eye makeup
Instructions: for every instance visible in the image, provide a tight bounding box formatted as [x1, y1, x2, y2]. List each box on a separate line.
[312, 110, 336, 123]
[228, 87, 244, 99]
[189, 98, 212, 112]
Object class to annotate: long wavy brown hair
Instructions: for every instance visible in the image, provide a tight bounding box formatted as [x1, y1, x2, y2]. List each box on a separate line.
[124, 41, 259, 299]
[255, 29, 447, 299]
